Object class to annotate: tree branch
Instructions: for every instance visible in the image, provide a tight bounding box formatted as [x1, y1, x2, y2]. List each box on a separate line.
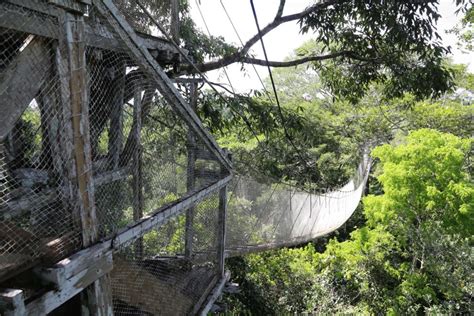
[241, 51, 374, 67]
[181, 0, 345, 74]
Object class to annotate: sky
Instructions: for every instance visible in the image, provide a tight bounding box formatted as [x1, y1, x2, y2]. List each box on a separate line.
[188, 0, 474, 93]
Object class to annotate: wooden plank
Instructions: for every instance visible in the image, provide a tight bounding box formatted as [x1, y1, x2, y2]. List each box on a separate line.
[170, 0, 180, 43]
[217, 152, 229, 277]
[25, 252, 113, 315]
[0, 166, 129, 221]
[95, 167, 130, 186]
[1, 1, 179, 56]
[0, 289, 26, 316]
[0, 189, 57, 220]
[27, 176, 230, 314]
[0, 36, 50, 141]
[185, 82, 197, 258]
[48, 0, 88, 14]
[197, 271, 230, 316]
[60, 9, 112, 314]
[132, 90, 144, 257]
[93, 0, 233, 172]
[38, 176, 232, 286]
[107, 61, 125, 169]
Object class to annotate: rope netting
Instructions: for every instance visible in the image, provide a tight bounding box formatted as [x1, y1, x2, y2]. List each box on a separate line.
[225, 155, 371, 255]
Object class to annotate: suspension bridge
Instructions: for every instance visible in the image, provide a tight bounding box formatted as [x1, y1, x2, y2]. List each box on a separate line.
[0, 1, 370, 315]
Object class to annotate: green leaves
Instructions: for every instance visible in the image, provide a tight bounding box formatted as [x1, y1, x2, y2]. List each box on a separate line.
[299, 0, 457, 101]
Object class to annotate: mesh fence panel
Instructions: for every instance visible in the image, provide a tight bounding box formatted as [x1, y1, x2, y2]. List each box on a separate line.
[0, 2, 82, 283]
[1, 2, 226, 312]
[111, 192, 221, 316]
[0, 1, 371, 313]
[226, 156, 371, 255]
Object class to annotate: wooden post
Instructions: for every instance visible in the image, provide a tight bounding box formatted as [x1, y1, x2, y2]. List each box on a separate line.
[108, 61, 125, 169]
[57, 9, 113, 315]
[0, 289, 25, 316]
[217, 151, 229, 277]
[132, 90, 144, 258]
[185, 82, 197, 259]
[170, 0, 180, 43]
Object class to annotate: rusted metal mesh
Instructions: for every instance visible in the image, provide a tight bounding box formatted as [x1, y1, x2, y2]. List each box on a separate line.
[111, 192, 221, 316]
[0, 1, 225, 300]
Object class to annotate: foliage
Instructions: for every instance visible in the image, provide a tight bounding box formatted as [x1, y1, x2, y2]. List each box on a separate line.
[224, 129, 473, 314]
[449, 4, 474, 51]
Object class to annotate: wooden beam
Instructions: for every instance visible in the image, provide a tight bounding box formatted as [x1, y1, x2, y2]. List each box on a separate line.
[170, 0, 180, 43]
[217, 151, 229, 277]
[37, 175, 231, 284]
[185, 82, 197, 258]
[0, 167, 129, 221]
[94, 167, 130, 186]
[1, 1, 180, 57]
[107, 61, 125, 169]
[0, 289, 26, 316]
[60, 9, 112, 314]
[22, 176, 230, 314]
[48, 0, 88, 14]
[197, 271, 230, 316]
[0, 189, 57, 220]
[26, 252, 113, 315]
[93, 0, 233, 172]
[0, 36, 50, 141]
[132, 90, 144, 258]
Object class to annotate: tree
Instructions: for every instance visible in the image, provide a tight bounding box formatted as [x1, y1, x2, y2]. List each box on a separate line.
[321, 129, 473, 314]
[176, 0, 474, 101]
[224, 129, 473, 314]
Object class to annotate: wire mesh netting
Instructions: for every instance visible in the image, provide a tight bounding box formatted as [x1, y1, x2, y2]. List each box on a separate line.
[225, 155, 371, 255]
[0, 1, 82, 283]
[111, 192, 221, 315]
[0, 1, 227, 312]
[0, 0, 372, 314]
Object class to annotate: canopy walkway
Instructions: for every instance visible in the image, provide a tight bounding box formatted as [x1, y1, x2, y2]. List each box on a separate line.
[0, 1, 370, 315]
[226, 155, 371, 256]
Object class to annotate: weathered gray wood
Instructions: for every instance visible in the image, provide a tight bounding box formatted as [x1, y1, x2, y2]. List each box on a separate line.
[26, 252, 113, 315]
[0, 36, 50, 141]
[217, 152, 229, 277]
[60, 10, 113, 315]
[49, 0, 88, 14]
[95, 167, 130, 186]
[107, 61, 125, 169]
[0, 188, 57, 220]
[0, 1, 180, 60]
[132, 90, 144, 258]
[198, 271, 231, 316]
[24, 175, 230, 314]
[37, 52, 65, 173]
[185, 82, 197, 258]
[170, 0, 180, 43]
[0, 167, 128, 221]
[93, 0, 232, 171]
[0, 289, 26, 316]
